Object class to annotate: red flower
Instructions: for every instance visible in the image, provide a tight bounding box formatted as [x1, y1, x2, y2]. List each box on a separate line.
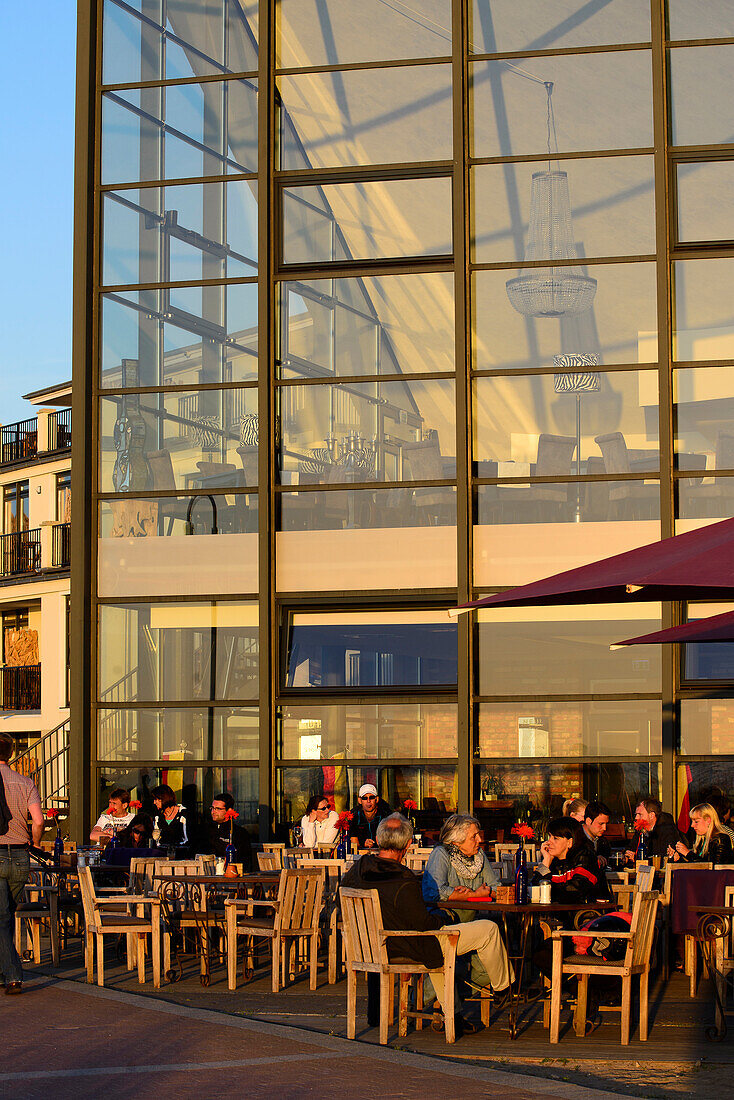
[403, 799, 417, 812]
[129, 800, 142, 810]
[511, 823, 535, 840]
[336, 811, 353, 830]
[634, 820, 645, 832]
[224, 809, 239, 821]
[45, 808, 60, 819]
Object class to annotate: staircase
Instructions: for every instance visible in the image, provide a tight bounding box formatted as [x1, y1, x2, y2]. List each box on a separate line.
[9, 718, 70, 814]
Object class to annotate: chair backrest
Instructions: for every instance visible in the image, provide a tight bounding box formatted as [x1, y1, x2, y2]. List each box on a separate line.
[405, 851, 432, 871]
[536, 433, 576, 476]
[314, 842, 338, 856]
[299, 857, 345, 895]
[662, 860, 713, 904]
[236, 444, 258, 487]
[627, 890, 659, 969]
[262, 843, 284, 869]
[595, 432, 631, 474]
[78, 866, 100, 932]
[196, 854, 216, 871]
[283, 847, 312, 868]
[129, 856, 158, 895]
[258, 851, 280, 872]
[147, 448, 176, 491]
[154, 859, 202, 878]
[716, 431, 734, 470]
[401, 438, 444, 481]
[635, 864, 655, 894]
[340, 886, 388, 969]
[278, 867, 325, 932]
[494, 842, 519, 860]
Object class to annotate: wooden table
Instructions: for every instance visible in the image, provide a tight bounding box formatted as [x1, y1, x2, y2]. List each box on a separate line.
[438, 898, 614, 1038]
[689, 904, 734, 1041]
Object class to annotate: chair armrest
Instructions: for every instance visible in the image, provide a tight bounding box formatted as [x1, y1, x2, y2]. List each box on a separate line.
[225, 898, 279, 909]
[379, 930, 459, 941]
[95, 895, 161, 907]
[551, 928, 632, 940]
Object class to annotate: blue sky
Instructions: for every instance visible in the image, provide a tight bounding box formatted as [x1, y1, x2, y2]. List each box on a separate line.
[1, 4, 76, 422]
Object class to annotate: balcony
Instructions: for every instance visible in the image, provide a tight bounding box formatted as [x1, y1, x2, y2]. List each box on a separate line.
[1, 419, 37, 465]
[1, 664, 41, 711]
[47, 409, 72, 452]
[0, 530, 41, 577]
[52, 522, 70, 567]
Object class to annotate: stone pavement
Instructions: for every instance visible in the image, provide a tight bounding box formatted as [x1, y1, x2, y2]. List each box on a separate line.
[1, 977, 616, 1100]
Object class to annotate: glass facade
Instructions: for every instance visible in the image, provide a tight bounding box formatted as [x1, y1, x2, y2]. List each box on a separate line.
[74, 0, 734, 838]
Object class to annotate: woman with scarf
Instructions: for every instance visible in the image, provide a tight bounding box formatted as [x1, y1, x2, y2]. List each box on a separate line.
[422, 814, 499, 922]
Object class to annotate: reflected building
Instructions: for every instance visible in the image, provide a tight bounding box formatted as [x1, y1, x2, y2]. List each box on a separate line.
[72, 0, 734, 839]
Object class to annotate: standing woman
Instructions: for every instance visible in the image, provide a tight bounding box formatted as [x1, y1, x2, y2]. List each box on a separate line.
[151, 784, 190, 850]
[668, 803, 734, 865]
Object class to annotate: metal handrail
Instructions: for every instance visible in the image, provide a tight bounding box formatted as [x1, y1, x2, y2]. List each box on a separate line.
[0, 529, 41, 577]
[1, 419, 37, 464]
[47, 409, 72, 451]
[52, 522, 71, 567]
[1, 665, 41, 711]
[9, 718, 70, 810]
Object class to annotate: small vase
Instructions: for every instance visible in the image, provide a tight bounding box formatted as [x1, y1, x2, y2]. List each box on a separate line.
[336, 831, 348, 860]
[224, 841, 236, 870]
[53, 826, 64, 866]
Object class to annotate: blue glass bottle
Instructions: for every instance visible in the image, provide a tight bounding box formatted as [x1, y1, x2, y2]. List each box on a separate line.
[53, 826, 64, 866]
[336, 832, 348, 860]
[224, 841, 236, 869]
[514, 846, 528, 904]
[637, 828, 648, 861]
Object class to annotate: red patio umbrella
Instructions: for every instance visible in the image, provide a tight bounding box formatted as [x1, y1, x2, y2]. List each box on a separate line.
[614, 607, 734, 647]
[450, 516, 734, 613]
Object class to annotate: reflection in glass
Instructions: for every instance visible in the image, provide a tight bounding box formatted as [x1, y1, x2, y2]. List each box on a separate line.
[99, 389, 258, 494]
[477, 605, 661, 696]
[279, 486, 456, 531]
[478, 700, 662, 757]
[669, 46, 734, 147]
[676, 762, 734, 825]
[282, 178, 453, 265]
[473, 263, 658, 370]
[101, 285, 258, 388]
[473, 157, 655, 263]
[471, 51, 653, 157]
[97, 766, 259, 828]
[682, 603, 734, 682]
[280, 274, 455, 379]
[680, 698, 734, 755]
[676, 162, 734, 244]
[674, 367, 734, 501]
[667, 3, 732, 42]
[278, 65, 451, 171]
[277, 765, 457, 824]
[473, 372, 659, 482]
[474, 761, 661, 825]
[98, 601, 259, 703]
[276, 0, 451, 67]
[677, 476, 734, 525]
[673, 260, 734, 363]
[102, 182, 258, 287]
[283, 612, 457, 688]
[97, 707, 259, 761]
[103, 0, 162, 86]
[101, 80, 258, 185]
[470, 0, 650, 54]
[278, 702, 457, 760]
[100, 494, 257, 538]
[278, 379, 455, 485]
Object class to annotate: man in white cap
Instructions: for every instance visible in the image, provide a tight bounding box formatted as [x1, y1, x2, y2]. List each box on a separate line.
[349, 783, 391, 849]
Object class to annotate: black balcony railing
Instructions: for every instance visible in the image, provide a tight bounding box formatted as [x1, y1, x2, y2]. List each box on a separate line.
[1, 665, 41, 711]
[52, 522, 71, 567]
[48, 409, 72, 451]
[1, 419, 37, 465]
[0, 529, 41, 577]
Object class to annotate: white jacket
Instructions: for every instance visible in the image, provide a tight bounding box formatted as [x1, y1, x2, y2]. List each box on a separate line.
[300, 810, 339, 849]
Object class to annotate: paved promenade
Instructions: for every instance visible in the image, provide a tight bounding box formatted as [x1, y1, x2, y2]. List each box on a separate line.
[2, 977, 614, 1100]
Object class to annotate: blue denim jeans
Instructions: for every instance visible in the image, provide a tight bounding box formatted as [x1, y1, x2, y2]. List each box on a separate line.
[0, 849, 30, 983]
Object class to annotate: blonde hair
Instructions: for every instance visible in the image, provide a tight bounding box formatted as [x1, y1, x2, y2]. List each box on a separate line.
[689, 803, 723, 855]
[562, 798, 588, 818]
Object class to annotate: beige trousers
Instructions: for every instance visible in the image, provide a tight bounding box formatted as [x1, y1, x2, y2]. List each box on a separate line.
[429, 919, 511, 1007]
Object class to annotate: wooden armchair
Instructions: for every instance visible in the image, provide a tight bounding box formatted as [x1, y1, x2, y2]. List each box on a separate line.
[340, 886, 459, 1045]
[712, 885, 734, 1035]
[296, 856, 346, 983]
[549, 889, 659, 1044]
[405, 849, 433, 872]
[660, 861, 713, 989]
[257, 851, 280, 871]
[78, 866, 161, 988]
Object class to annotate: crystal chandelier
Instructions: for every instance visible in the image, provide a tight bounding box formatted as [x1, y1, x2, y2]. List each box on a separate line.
[506, 83, 597, 318]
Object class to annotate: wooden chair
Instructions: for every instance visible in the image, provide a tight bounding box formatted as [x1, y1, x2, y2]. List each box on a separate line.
[660, 861, 713, 990]
[283, 847, 313, 868]
[78, 866, 161, 988]
[405, 849, 433, 872]
[494, 842, 537, 863]
[711, 885, 734, 1035]
[261, 843, 284, 868]
[129, 856, 159, 896]
[296, 856, 346, 983]
[549, 890, 659, 1045]
[14, 869, 60, 967]
[612, 863, 655, 914]
[226, 867, 325, 992]
[154, 860, 209, 980]
[340, 886, 459, 1045]
[257, 851, 280, 872]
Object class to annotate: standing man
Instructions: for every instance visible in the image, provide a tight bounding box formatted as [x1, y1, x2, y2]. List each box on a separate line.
[0, 733, 44, 994]
[349, 783, 391, 849]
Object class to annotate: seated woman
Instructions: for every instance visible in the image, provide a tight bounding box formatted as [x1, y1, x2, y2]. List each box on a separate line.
[116, 811, 154, 848]
[533, 817, 602, 904]
[151, 784, 191, 851]
[300, 795, 339, 849]
[422, 813, 499, 921]
[667, 802, 734, 865]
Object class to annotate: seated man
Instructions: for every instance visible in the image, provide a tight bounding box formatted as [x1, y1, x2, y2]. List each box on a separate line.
[581, 801, 612, 870]
[348, 784, 391, 849]
[625, 797, 681, 864]
[90, 788, 134, 843]
[341, 813, 511, 1035]
[200, 792, 252, 871]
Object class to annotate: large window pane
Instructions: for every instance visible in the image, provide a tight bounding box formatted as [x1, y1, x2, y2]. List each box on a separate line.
[478, 700, 662, 757]
[102, 182, 257, 287]
[276, 0, 451, 67]
[472, 157, 655, 263]
[279, 65, 451, 171]
[278, 702, 457, 759]
[283, 612, 457, 689]
[473, 263, 658, 370]
[277, 765, 457, 830]
[676, 161, 734, 245]
[674, 366, 734, 476]
[98, 601, 258, 703]
[98, 494, 258, 599]
[102, 80, 258, 185]
[471, 52, 653, 157]
[99, 388, 258, 494]
[282, 178, 452, 265]
[682, 603, 734, 682]
[97, 706, 259, 761]
[680, 699, 734, 755]
[103, 0, 162, 86]
[478, 605, 662, 696]
[668, 3, 732, 42]
[677, 476, 734, 524]
[280, 274, 455, 379]
[279, 485, 456, 531]
[470, 0, 650, 54]
[473, 371, 659, 477]
[669, 45, 734, 147]
[278, 379, 455, 485]
[97, 766, 259, 829]
[101, 285, 258, 388]
[676, 762, 734, 829]
[673, 260, 734, 363]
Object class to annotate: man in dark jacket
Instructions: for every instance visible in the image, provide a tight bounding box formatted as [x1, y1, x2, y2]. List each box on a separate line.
[581, 801, 612, 868]
[348, 784, 391, 849]
[625, 798, 681, 863]
[341, 813, 511, 1033]
[198, 792, 252, 870]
